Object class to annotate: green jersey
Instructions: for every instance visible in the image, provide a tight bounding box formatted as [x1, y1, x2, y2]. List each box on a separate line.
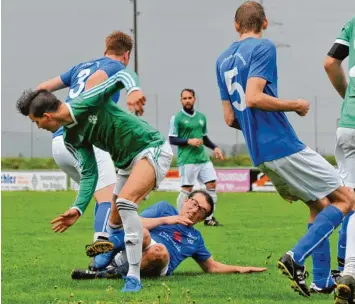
[337, 18, 355, 128]
[64, 69, 165, 214]
[169, 110, 210, 166]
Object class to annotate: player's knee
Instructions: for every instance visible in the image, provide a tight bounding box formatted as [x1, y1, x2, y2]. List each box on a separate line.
[182, 186, 193, 193]
[205, 181, 216, 189]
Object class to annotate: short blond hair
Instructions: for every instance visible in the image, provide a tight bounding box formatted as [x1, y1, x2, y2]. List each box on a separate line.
[105, 31, 133, 56]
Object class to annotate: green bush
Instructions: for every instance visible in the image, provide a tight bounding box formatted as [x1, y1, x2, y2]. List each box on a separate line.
[2, 158, 59, 170]
[2, 154, 338, 170]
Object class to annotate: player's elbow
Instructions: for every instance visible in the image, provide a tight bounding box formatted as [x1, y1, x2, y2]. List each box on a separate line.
[324, 56, 340, 73]
[245, 95, 259, 108]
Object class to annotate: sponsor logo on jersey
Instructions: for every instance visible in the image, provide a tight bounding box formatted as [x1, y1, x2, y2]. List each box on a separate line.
[173, 231, 182, 243]
[88, 115, 98, 125]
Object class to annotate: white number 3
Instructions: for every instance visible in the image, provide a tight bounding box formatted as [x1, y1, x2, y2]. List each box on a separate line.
[69, 68, 91, 99]
[224, 67, 246, 111]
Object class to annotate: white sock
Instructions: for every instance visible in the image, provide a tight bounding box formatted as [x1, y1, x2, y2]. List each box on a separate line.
[343, 213, 355, 280]
[205, 188, 217, 221]
[93, 232, 109, 241]
[177, 190, 190, 211]
[117, 198, 142, 281]
[113, 251, 128, 266]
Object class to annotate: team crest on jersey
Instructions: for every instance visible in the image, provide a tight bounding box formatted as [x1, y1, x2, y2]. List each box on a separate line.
[184, 120, 189, 124]
[199, 119, 204, 126]
[88, 115, 98, 125]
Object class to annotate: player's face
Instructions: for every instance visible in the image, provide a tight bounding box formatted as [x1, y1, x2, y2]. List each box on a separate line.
[181, 91, 196, 110]
[183, 193, 212, 224]
[29, 113, 60, 133]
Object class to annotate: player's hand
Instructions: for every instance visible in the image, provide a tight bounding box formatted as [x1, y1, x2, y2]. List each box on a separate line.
[127, 90, 146, 116]
[236, 266, 268, 274]
[165, 215, 193, 226]
[214, 147, 224, 160]
[188, 138, 203, 147]
[295, 99, 310, 116]
[50, 208, 81, 233]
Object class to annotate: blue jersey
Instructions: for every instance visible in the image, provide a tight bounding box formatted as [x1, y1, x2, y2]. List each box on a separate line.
[53, 57, 125, 138]
[140, 201, 211, 275]
[216, 38, 305, 166]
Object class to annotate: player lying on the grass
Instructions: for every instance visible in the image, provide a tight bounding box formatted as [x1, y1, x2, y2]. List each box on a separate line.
[36, 30, 137, 246]
[215, 0, 355, 298]
[16, 70, 173, 292]
[73, 190, 267, 279]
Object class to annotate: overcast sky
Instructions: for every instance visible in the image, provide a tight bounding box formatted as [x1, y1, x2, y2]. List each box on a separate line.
[2, 0, 354, 157]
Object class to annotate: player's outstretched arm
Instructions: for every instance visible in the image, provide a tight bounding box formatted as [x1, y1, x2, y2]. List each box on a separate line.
[246, 77, 310, 116]
[50, 146, 98, 233]
[36, 76, 67, 92]
[197, 257, 267, 274]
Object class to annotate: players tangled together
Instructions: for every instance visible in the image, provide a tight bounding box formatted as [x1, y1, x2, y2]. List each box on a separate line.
[15, 1, 355, 303]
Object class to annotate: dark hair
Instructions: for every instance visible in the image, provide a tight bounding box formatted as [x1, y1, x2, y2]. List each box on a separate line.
[105, 31, 133, 56]
[234, 1, 266, 34]
[16, 89, 61, 117]
[188, 190, 214, 217]
[180, 88, 195, 98]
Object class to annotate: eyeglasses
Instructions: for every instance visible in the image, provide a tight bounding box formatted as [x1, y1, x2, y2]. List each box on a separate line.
[189, 198, 208, 218]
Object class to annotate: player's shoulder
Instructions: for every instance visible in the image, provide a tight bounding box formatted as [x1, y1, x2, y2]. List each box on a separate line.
[173, 111, 184, 119]
[216, 42, 237, 64]
[154, 201, 178, 215]
[255, 38, 276, 51]
[195, 111, 206, 119]
[343, 17, 355, 32]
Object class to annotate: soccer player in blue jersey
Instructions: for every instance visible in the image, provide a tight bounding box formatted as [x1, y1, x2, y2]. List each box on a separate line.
[36, 31, 137, 245]
[72, 190, 267, 279]
[215, 1, 355, 297]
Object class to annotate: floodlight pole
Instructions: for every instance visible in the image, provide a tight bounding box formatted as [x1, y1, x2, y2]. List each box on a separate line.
[133, 0, 138, 74]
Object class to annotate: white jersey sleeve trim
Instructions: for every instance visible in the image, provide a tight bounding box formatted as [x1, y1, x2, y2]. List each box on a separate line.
[335, 39, 350, 46]
[168, 116, 178, 137]
[65, 104, 78, 128]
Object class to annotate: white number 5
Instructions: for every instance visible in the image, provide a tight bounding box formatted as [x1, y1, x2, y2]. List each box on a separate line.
[224, 67, 246, 111]
[69, 68, 91, 99]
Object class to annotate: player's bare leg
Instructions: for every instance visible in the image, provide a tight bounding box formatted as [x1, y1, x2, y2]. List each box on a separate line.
[116, 158, 156, 292]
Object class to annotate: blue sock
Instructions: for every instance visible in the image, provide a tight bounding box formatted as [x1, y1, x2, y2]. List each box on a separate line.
[338, 210, 354, 271]
[290, 205, 344, 265]
[109, 230, 126, 251]
[94, 202, 99, 216]
[94, 202, 111, 234]
[308, 223, 334, 288]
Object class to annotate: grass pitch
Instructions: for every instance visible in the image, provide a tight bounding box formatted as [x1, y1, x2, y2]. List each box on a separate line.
[2, 191, 340, 303]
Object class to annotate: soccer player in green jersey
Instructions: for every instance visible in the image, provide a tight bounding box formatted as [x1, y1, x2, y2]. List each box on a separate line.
[16, 69, 173, 292]
[325, 17, 355, 303]
[168, 88, 224, 226]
